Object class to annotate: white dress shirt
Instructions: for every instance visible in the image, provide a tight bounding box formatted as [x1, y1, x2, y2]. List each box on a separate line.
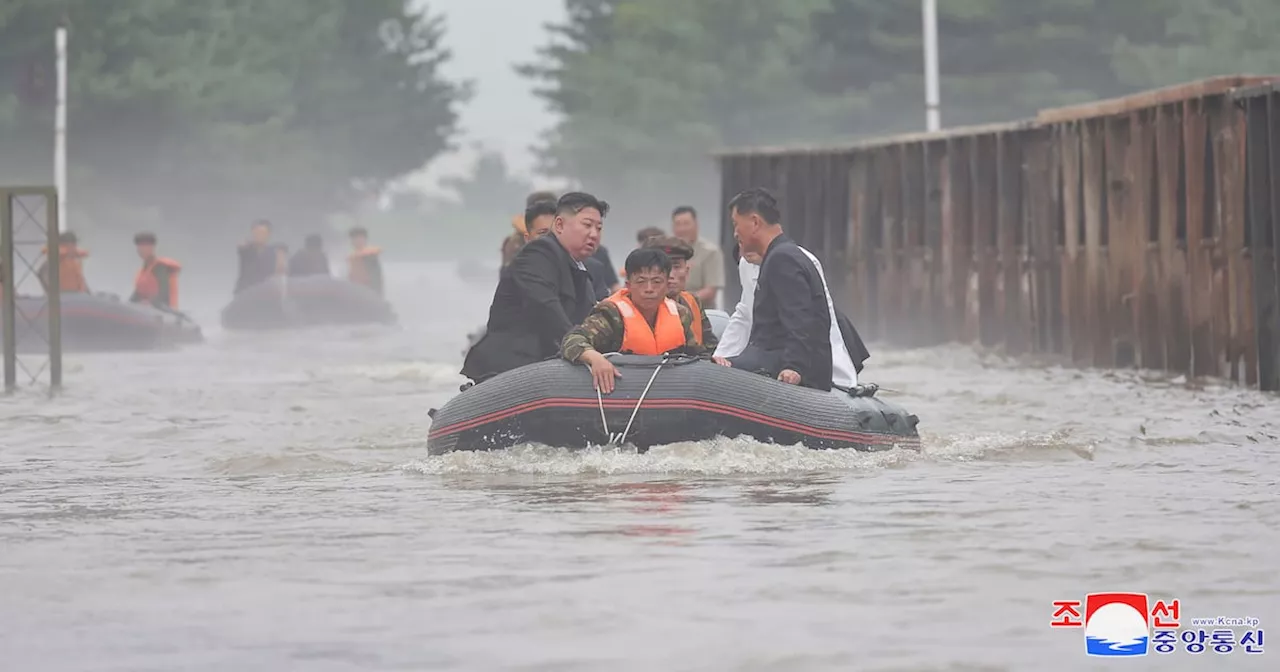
[713, 248, 858, 387]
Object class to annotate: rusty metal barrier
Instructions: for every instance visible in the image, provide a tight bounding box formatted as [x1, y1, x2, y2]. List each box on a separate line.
[716, 75, 1280, 391]
[1, 186, 64, 394]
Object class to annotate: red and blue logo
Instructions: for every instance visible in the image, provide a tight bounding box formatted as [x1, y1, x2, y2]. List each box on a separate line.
[1084, 592, 1150, 656]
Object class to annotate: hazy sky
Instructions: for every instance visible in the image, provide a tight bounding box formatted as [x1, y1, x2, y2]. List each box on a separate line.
[410, 0, 567, 194]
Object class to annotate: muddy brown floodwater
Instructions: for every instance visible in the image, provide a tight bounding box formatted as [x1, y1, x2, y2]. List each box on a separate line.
[2, 262, 1277, 671]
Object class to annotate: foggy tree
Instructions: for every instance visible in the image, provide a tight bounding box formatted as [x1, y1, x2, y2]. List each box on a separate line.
[519, 0, 863, 225]
[807, 0, 1179, 132]
[1110, 0, 1280, 88]
[440, 149, 533, 216]
[0, 0, 470, 241]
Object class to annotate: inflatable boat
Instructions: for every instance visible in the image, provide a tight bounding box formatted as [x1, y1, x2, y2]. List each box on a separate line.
[220, 275, 396, 331]
[1, 292, 203, 352]
[427, 353, 920, 454]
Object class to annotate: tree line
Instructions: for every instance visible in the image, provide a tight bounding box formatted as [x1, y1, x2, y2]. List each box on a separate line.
[521, 0, 1280, 227]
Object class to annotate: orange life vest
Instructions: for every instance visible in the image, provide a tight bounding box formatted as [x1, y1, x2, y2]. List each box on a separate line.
[134, 257, 181, 308]
[42, 244, 89, 292]
[348, 247, 381, 286]
[604, 290, 685, 356]
[678, 290, 703, 345]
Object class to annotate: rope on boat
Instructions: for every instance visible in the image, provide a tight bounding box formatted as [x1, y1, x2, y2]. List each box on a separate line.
[595, 353, 668, 446]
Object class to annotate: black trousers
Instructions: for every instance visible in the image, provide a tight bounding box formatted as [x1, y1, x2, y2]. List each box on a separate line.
[727, 345, 783, 378]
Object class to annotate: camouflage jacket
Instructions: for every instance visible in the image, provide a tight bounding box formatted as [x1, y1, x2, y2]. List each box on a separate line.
[561, 299, 705, 362]
[675, 291, 719, 350]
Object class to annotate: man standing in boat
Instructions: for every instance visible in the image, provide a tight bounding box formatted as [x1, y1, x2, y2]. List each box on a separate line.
[346, 226, 384, 295]
[129, 232, 182, 310]
[560, 247, 704, 394]
[36, 231, 90, 294]
[462, 192, 607, 385]
[641, 236, 717, 349]
[714, 187, 833, 391]
[288, 234, 331, 277]
[502, 190, 560, 268]
[234, 219, 287, 294]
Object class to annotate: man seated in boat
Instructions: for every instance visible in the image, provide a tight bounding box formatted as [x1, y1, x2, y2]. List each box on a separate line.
[36, 231, 90, 294]
[502, 190, 559, 268]
[715, 235, 870, 394]
[642, 236, 718, 349]
[462, 192, 607, 384]
[346, 227, 384, 295]
[128, 232, 181, 310]
[560, 247, 705, 394]
[713, 187, 836, 391]
[234, 219, 287, 294]
[288, 234, 331, 277]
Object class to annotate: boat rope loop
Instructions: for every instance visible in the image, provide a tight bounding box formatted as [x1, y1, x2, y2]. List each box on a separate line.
[595, 354, 668, 446]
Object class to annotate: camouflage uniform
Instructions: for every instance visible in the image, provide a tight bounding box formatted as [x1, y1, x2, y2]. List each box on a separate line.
[561, 299, 704, 362]
[674, 291, 718, 350]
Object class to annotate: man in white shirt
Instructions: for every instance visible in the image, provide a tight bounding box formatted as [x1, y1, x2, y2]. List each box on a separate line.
[714, 243, 861, 388]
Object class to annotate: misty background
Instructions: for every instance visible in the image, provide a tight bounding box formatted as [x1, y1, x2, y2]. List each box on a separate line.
[3, 0, 1278, 294]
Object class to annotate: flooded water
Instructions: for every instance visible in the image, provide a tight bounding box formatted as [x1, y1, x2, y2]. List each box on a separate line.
[2, 261, 1277, 671]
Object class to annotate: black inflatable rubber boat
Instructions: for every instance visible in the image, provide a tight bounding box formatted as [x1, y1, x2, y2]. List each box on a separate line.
[427, 353, 920, 454]
[220, 276, 396, 331]
[1, 292, 203, 352]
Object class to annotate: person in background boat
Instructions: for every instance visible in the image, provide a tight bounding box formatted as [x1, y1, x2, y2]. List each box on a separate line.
[288, 234, 331, 277]
[462, 192, 607, 385]
[635, 226, 665, 249]
[671, 206, 724, 309]
[234, 219, 287, 294]
[713, 188, 832, 390]
[561, 247, 703, 394]
[346, 227, 384, 295]
[642, 236, 717, 349]
[502, 190, 560, 267]
[715, 236, 868, 391]
[128, 232, 181, 309]
[36, 231, 90, 294]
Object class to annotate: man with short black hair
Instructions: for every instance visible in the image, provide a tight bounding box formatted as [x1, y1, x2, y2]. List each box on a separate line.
[561, 247, 703, 393]
[463, 191, 608, 384]
[717, 188, 832, 390]
[234, 219, 287, 294]
[129, 232, 182, 309]
[643, 235, 717, 348]
[671, 205, 724, 309]
[289, 234, 331, 277]
[503, 191, 560, 267]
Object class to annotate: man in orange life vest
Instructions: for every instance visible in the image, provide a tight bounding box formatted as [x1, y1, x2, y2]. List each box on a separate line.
[560, 247, 705, 393]
[128, 232, 181, 309]
[36, 231, 90, 294]
[642, 235, 717, 349]
[347, 226, 384, 295]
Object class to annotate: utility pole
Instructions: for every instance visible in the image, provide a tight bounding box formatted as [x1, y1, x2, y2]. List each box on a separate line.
[55, 20, 68, 231]
[922, 0, 941, 131]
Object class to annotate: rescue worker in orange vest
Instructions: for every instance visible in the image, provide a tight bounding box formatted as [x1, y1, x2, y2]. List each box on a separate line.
[560, 247, 704, 393]
[346, 226, 384, 295]
[128, 232, 181, 309]
[642, 235, 718, 349]
[502, 191, 559, 268]
[36, 231, 90, 294]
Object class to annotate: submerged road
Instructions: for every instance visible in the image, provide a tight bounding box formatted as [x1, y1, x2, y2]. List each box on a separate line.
[2, 262, 1277, 671]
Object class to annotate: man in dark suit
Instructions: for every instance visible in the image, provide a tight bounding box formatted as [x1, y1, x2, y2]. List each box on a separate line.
[462, 192, 609, 384]
[713, 187, 833, 391]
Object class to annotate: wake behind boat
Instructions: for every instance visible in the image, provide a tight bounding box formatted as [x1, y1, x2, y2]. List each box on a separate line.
[1, 292, 203, 352]
[220, 275, 397, 331]
[427, 353, 920, 454]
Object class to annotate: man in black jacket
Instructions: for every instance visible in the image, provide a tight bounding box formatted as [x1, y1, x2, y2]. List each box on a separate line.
[714, 187, 833, 391]
[461, 192, 608, 384]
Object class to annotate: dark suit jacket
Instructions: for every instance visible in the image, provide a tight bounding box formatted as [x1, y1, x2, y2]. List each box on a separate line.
[461, 234, 596, 382]
[749, 234, 833, 391]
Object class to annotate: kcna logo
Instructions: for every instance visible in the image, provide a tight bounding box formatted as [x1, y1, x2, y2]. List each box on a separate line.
[1051, 593, 1264, 657]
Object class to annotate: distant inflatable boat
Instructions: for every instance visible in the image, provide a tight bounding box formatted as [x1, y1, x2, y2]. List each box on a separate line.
[427, 353, 920, 454]
[220, 276, 396, 331]
[1, 292, 203, 352]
